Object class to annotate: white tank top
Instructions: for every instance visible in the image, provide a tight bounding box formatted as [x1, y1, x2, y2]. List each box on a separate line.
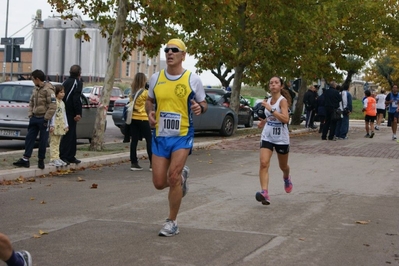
[261, 95, 290, 145]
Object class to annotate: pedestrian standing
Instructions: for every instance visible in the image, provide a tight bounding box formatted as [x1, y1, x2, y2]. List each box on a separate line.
[49, 85, 69, 167]
[316, 88, 326, 133]
[385, 84, 399, 140]
[145, 38, 207, 236]
[255, 76, 293, 205]
[303, 84, 318, 129]
[0, 232, 32, 266]
[335, 84, 352, 139]
[321, 81, 341, 140]
[128, 73, 152, 171]
[13, 69, 56, 169]
[375, 89, 386, 130]
[60, 65, 83, 165]
[362, 90, 377, 138]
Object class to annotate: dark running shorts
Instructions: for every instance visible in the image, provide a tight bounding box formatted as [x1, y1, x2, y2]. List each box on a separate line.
[260, 140, 289, 154]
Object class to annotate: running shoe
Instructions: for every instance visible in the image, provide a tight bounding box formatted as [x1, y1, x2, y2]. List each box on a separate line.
[369, 132, 375, 138]
[255, 191, 270, 205]
[16, 250, 32, 266]
[182, 165, 190, 197]
[149, 162, 152, 172]
[364, 134, 370, 138]
[158, 219, 179, 237]
[393, 135, 397, 140]
[374, 126, 379, 130]
[284, 176, 293, 193]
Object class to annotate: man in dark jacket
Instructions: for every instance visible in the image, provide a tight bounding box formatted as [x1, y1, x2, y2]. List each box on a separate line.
[60, 65, 83, 164]
[321, 81, 342, 140]
[303, 85, 318, 129]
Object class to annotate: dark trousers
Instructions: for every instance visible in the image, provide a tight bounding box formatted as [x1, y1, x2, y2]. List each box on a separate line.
[322, 107, 338, 140]
[130, 119, 152, 163]
[23, 116, 49, 160]
[60, 115, 77, 161]
[305, 109, 315, 127]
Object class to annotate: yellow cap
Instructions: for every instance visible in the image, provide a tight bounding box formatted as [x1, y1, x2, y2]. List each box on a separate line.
[167, 39, 187, 52]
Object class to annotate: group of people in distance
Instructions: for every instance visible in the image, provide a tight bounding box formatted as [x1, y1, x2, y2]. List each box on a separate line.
[3, 38, 295, 265]
[362, 84, 399, 140]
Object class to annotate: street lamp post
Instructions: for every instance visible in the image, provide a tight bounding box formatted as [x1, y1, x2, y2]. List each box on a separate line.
[2, 0, 9, 81]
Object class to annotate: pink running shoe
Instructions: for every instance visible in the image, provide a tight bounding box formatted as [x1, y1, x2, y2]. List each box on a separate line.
[284, 176, 293, 193]
[255, 191, 270, 205]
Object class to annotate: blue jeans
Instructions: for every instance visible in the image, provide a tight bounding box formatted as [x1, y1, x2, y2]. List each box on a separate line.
[335, 114, 349, 138]
[23, 116, 49, 160]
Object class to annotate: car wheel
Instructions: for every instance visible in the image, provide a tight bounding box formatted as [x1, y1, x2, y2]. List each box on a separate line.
[219, 115, 234, 136]
[245, 114, 254, 128]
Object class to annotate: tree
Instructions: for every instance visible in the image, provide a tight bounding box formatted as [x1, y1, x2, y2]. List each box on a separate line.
[364, 46, 399, 89]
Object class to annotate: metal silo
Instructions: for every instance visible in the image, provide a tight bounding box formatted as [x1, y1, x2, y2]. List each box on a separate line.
[97, 34, 109, 78]
[63, 28, 81, 76]
[47, 28, 65, 78]
[80, 28, 98, 79]
[61, 17, 82, 28]
[32, 28, 49, 73]
[43, 17, 61, 29]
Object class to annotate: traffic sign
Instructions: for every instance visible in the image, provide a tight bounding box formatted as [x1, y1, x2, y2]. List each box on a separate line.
[1, 38, 12, 45]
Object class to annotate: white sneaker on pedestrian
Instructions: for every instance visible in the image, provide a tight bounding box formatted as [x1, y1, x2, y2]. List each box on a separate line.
[393, 135, 397, 140]
[49, 160, 56, 166]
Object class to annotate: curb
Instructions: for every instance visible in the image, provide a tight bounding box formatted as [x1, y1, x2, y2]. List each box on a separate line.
[0, 129, 313, 180]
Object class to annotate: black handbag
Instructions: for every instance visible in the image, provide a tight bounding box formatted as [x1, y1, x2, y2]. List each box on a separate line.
[332, 109, 343, 121]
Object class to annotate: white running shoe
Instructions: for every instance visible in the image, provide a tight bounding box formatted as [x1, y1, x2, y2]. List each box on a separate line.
[16, 250, 32, 266]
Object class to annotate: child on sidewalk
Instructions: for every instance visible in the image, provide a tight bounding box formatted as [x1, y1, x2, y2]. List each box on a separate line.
[49, 85, 69, 167]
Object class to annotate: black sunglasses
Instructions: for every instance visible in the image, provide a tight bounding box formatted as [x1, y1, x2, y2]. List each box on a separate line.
[164, 47, 183, 53]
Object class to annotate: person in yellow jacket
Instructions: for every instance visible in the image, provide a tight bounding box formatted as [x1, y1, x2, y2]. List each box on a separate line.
[128, 72, 152, 171]
[362, 90, 377, 138]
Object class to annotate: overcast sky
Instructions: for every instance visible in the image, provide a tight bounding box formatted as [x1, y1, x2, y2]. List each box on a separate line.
[0, 0, 221, 86]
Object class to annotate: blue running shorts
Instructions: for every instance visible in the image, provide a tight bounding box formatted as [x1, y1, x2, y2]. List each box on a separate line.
[152, 134, 194, 159]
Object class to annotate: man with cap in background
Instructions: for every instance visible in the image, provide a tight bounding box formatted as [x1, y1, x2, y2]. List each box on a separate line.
[145, 38, 208, 237]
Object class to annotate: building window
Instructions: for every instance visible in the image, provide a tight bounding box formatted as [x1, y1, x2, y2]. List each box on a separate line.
[126, 62, 130, 77]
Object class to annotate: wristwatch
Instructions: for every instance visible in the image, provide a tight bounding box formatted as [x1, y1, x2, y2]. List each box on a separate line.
[270, 108, 276, 114]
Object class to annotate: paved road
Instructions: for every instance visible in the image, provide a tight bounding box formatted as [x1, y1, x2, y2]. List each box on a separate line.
[1, 124, 398, 265]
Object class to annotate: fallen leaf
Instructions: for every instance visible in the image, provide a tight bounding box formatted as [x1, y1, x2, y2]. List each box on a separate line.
[39, 230, 48, 235]
[299, 238, 306, 241]
[91, 183, 98, 189]
[356, 220, 371, 225]
[77, 177, 85, 182]
[40, 200, 46, 204]
[27, 178, 36, 182]
[33, 234, 41, 238]
[30, 197, 35, 200]
[363, 244, 370, 247]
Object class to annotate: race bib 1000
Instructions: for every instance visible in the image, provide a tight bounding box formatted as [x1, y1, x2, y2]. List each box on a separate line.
[158, 111, 181, 136]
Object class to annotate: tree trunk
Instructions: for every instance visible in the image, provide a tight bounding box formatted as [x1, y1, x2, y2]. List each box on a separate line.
[89, 0, 128, 151]
[230, 65, 245, 133]
[291, 78, 307, 125]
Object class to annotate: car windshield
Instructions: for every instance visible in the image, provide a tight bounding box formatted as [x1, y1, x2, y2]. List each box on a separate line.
[111, 88, 121, 97]
[206, 92, 224, 102]
[82, 87, 92, 93]
[0, 84, 34, 102]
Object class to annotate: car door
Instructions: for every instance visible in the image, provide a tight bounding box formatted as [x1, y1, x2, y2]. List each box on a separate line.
[238, 96, 252, 125]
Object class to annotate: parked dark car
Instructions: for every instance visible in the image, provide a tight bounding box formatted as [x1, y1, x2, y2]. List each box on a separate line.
[0, 80, 103, 143]
[112, 93, 238, 137]
[204, 88, 253, 127]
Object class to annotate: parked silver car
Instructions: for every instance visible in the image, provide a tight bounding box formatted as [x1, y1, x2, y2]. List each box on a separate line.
[0, 80, 102, 142]
[112, 93, 238, 136]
